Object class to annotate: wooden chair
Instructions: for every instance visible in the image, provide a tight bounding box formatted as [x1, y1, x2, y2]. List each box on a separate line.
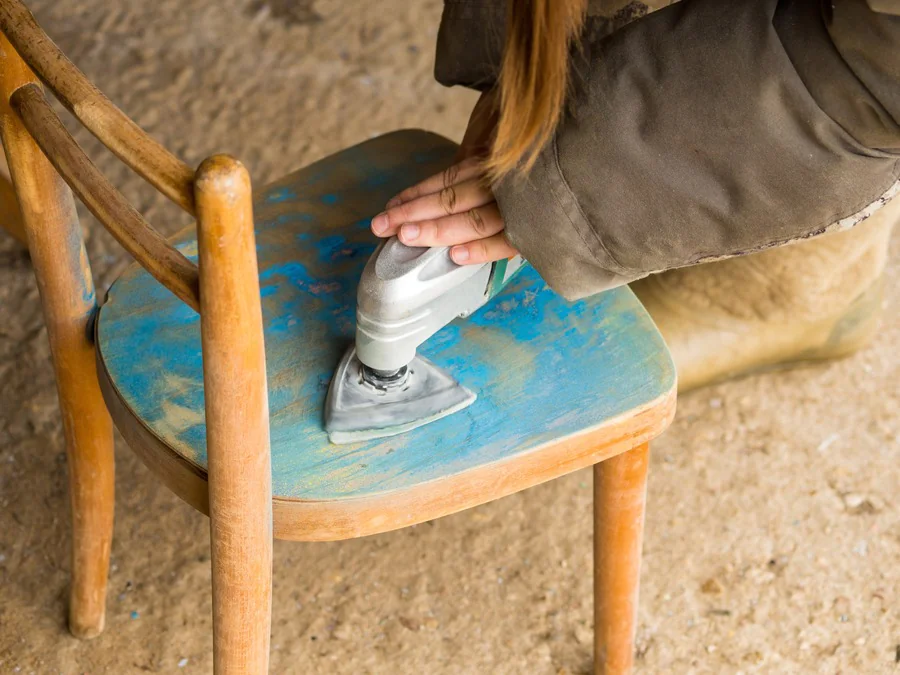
[0, 1, 676, 672]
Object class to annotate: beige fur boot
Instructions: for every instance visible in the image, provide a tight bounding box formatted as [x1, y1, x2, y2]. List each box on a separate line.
[631, 196, 898, 392]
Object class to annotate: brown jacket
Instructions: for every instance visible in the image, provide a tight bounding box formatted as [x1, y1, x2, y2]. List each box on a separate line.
[435, 0, 900, 299]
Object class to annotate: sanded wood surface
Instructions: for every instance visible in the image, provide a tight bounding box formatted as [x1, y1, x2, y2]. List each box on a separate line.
[96, 130, 677, 541]
[0, 34, 114, 639]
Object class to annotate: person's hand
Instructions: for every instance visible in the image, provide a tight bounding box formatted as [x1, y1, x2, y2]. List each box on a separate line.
[370, 90, 519, 265]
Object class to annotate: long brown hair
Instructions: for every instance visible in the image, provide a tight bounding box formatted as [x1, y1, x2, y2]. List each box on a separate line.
[487, 0, 587, 180]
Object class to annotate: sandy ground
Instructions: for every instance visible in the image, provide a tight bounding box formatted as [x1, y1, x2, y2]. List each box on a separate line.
[1, 0, 898, 673]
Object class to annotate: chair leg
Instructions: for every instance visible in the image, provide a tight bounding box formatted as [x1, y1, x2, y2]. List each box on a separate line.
[0, 40, 115, 638]
[195, 156, 272, 673]
[11, 159, 114, 640]
[593, 442, 650, 675]
[59, 331, 116, 639]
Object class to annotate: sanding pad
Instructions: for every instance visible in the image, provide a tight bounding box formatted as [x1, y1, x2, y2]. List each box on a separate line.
[324, 346, 476, 444]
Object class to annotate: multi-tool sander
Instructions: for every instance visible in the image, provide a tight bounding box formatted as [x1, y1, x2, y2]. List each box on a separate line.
[325, 237, 526, 444]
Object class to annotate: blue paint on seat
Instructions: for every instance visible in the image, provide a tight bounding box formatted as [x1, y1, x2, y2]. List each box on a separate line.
[98, 130, 674, 501]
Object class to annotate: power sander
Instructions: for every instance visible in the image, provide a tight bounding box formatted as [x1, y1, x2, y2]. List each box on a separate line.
[325, 237, 526, 444]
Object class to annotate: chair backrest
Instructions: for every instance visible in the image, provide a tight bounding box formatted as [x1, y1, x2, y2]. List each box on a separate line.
[0, 0, 204, 308]
[0, 2, 274, 667]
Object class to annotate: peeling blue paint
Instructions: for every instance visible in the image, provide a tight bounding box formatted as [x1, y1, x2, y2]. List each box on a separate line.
[98, 131, 674, 501]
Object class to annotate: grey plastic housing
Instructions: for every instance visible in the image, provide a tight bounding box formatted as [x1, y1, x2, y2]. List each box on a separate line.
[355, 238, 492, 372]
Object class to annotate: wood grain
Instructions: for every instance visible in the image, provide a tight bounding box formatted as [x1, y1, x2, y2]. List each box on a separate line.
[195, 155, 272, 673]
[95, 131, 677, 541]
[11, 83, 200, 311]
[0, 34, 114, 639]
[0, 0, 195, 212]
[594, 443, 650, 675]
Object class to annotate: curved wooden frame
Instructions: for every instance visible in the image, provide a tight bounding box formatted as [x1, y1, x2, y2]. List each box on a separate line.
[11, 83, 200, 310]
[0, 0, 195, 212]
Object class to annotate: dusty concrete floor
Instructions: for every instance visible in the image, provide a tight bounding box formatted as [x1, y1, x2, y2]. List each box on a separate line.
[1, 0, 898, 673]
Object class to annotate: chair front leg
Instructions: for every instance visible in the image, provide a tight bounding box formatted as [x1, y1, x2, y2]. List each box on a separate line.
[593, 442, 650, 675]
[195, 156, 273, 674]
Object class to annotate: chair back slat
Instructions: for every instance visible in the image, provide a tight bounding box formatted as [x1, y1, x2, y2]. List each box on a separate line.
[0, 0, 196, 214]
[12, 83, 201, 311]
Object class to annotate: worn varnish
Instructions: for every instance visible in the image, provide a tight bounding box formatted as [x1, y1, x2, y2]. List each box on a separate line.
[97, 131, 676, 541]
[11, 83, 200, 310]
[0, 0, 196, 213]
[0, 34, 115, 639]
[195, 156, 272, 674]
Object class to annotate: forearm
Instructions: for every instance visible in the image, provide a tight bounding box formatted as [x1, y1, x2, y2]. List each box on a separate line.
[436, 0, 900, 300]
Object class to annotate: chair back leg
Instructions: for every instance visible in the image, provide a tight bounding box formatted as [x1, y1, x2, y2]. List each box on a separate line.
[0, 35, 114, 639]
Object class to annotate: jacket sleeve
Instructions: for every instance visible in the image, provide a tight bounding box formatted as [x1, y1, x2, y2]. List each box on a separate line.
[434, 0, 650, 92]
[440, 0, 900, 300]
[434, 0, 505, 92]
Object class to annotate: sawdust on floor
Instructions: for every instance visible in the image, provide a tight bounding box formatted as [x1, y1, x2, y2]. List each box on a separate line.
[0, 0, 898, 673]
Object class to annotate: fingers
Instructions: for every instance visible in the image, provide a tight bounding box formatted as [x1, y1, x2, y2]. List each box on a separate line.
[450, 232, 518, 265]
[371, 177, 493, 238]
[385, 157, 483, 208]
[397, 204, 503, 247]
[369, 142, 517, 266]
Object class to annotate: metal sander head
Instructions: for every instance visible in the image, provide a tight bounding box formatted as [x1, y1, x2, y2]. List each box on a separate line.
[324, 346, 475, 444]
[323, 237, 527, 444]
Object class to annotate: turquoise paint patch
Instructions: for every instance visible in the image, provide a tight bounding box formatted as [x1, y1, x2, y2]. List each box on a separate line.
[364, 173, 390, 189]
[316, 235, 374, 265]
[267, 187, 296, 203]
[62, 225, 97, 308]
[259, 285, 279, 298]
[98, 131, 674, 502]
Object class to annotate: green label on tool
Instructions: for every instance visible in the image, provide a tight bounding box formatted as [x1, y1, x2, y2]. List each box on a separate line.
[488, 255, 527, 299]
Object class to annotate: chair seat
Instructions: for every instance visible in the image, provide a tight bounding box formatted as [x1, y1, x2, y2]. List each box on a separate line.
[95, 130, 676, 541]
